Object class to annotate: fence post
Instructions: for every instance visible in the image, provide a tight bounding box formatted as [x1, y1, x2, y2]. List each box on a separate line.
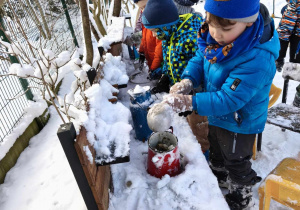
[60, 0, 79, 48]
[0, 16, 34, 101]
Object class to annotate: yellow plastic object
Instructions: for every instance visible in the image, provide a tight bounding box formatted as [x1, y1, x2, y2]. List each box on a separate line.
[252, 138, 257, 160]
[268, 84, 282, 108]
[259, 158, 300, 210]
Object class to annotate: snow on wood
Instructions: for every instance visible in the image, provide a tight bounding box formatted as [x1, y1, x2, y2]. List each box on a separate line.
[84, 82, 131, 164]
[267, 103, 300, 132]
[282, 62, 300, 81]
[98, 16, 125, 51]
[102, 53, 129, 85]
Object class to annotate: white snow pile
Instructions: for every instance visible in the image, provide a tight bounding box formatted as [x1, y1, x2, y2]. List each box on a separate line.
[282, 62, 300, 81]
[0, 99, 48, 160]
[102, 53, 129, 85]
[98, 16, 125, 51]
[84, 81, 132, 164]
[110, 113, 228, 210]
[127, 85, 153, 107]
[127, 85, 150, 95]
[8, 63, 35, 77]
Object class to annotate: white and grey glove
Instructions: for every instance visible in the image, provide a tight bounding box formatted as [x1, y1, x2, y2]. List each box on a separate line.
[169, 79, 193, 95]
[163, 94, 193, 113]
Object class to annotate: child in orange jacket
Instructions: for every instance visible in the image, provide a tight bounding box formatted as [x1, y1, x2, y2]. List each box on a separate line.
[139, 25, 163, 71]
[134, 0, 163, 72]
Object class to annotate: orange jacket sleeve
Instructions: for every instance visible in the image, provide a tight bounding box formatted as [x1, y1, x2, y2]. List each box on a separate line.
[139, 25, 146, 53]
[150, 40, 163, 71]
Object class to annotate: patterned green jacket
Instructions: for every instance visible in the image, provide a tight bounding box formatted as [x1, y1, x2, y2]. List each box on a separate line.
[162, 13, 203, 85]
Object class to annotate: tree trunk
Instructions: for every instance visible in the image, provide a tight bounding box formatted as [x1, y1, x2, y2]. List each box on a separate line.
[22, 0, 47, 39]
[90, 22, 100, 42]
[33, 0, 51, 39]
[112, 0, 121, 17]
[79, 0, 93, 66]
[91, 0, 107, 37]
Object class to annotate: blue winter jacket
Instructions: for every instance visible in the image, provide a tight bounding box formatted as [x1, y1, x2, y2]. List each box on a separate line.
[181, 21, 280, 134]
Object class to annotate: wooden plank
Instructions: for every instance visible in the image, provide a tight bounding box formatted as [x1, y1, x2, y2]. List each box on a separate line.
[58, 123, 98, 210]
[108, 42, 122, 56]
[267, 103, 300, 133]
[74, 126, 111, 210]
[75, 127, 97, 185]
[95, 165, 111, 210]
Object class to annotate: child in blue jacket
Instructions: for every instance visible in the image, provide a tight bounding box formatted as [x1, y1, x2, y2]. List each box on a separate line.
[151, 1, 280, 209]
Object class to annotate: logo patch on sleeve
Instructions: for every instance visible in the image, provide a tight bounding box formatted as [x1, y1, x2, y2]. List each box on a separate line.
[230, 78, 241, 91]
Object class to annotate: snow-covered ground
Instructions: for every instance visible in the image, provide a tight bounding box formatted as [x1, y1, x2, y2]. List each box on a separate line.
[1, 1, 300, 210]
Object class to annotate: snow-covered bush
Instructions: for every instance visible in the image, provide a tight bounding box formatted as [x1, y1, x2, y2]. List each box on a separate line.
[0, 40, 90, 124]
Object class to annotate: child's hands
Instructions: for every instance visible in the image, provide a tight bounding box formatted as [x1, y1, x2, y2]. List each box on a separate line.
[163, 94, 193, 113]
[170, 79, 193, 95]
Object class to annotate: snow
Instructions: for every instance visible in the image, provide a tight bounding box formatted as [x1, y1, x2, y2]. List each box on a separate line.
[102, 53, 129, 85]
[9, 63, 35, 77]
[147, 103, 173, 132]
[282, 62, 300, 81]
[0, 1, 300, 210]
[84, 83, 131, 164]
[267, 103, 300, 131]
[98, 17, 125, 51]
[127, 85, 150, 95]
[266, 174, 283, 182]
[83, 145, 93, 164]
[0, 40, 22, 55]
[0, 99, 48, 160]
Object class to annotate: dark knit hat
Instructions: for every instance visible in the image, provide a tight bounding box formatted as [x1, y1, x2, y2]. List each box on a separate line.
[174, 0, 199, 6]
[205, 0, 260, 23]
[142, 0, 179, 29]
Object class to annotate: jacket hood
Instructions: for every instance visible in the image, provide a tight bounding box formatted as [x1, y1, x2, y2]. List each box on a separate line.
[255, 19, 280, 60]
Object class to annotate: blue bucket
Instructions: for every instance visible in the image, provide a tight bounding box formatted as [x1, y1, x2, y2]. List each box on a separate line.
[128, 87, 153, 141]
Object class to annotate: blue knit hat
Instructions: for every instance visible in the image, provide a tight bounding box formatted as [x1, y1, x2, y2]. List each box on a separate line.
[142, 0, 179, 29]
[205, 0, 260, 23]
[174, 0, 199, 6]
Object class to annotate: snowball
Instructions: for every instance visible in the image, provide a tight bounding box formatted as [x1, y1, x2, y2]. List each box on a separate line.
[147, 103, 173, 132]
